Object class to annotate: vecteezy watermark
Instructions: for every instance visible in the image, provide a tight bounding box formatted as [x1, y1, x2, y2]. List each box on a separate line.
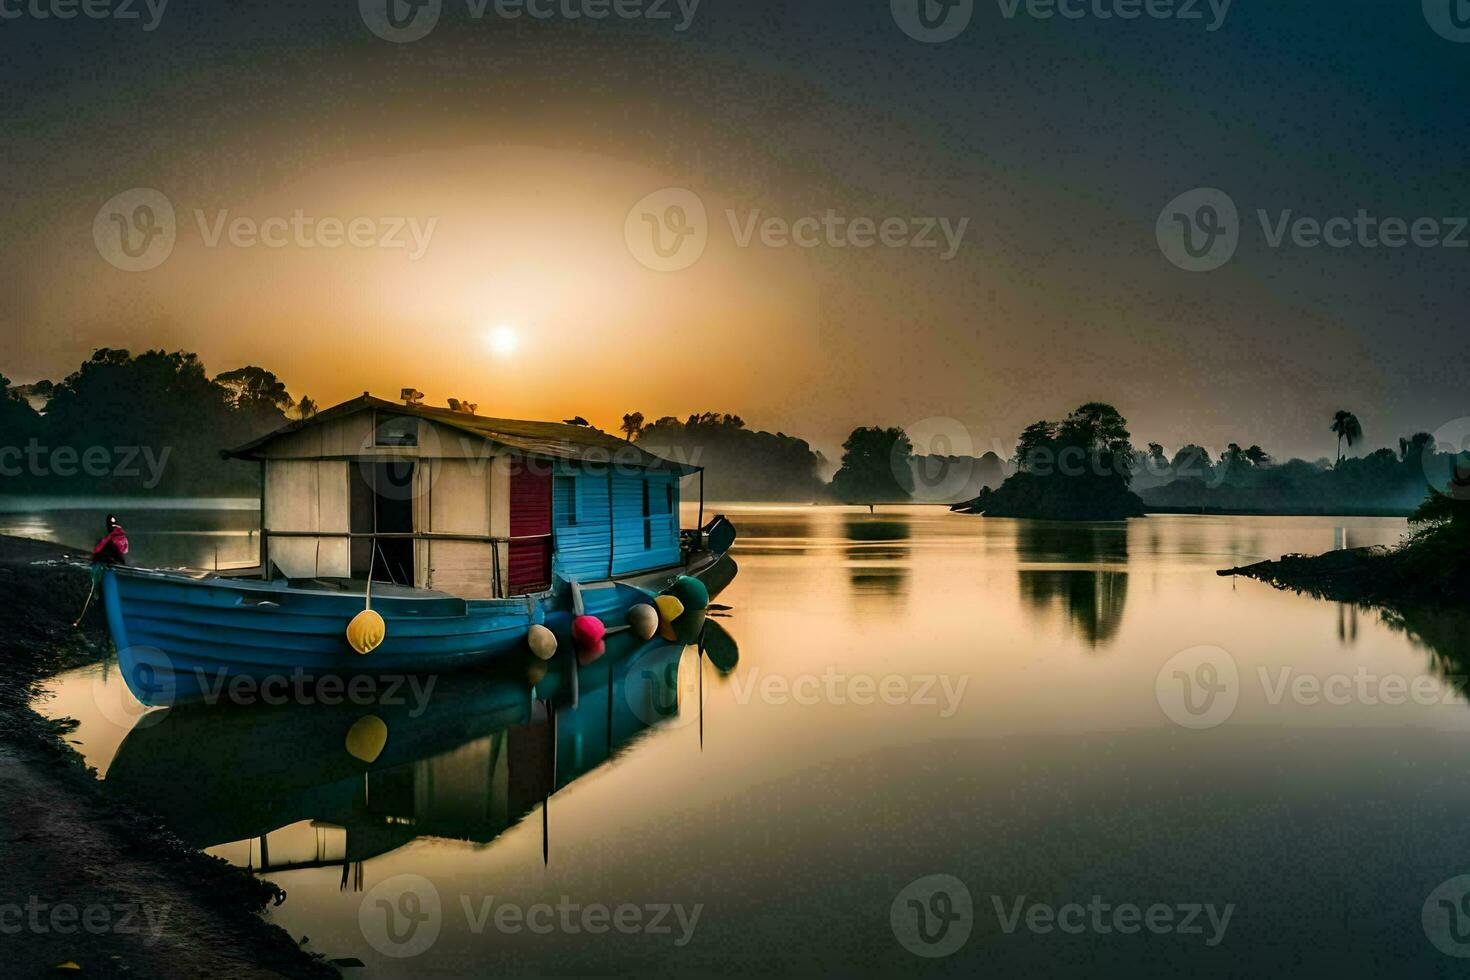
[726, 210, 968, 260]
[891, 0, 974, 43]
[93, 188, 176, 272]
[361, 875, 443, 959]
[0, 898, 170, 941]
[890, 875, 1233, 957]
[0, 0, 169, 30]
[1158, 188, 1470, 272]
[904, 417, 980, 504]
[1424, 0, 1470, 43]
[1424, 875, 1470, 957]
[624, 187, 969, 272]
[1155, 188, 1239, 273]
[359, 875, 703, 959]
[892, 0, 1231, 43]
[0, 441, 171, 488]
[359, 0, 701, 44]
[92, 654, 440, 732]
[625, 187, 709, 273]
[990, 895, 1233, 946]
[1425, 417, 1470, 502]
[191, 670, 439, 714]
[194, 210, 438, 259]
[727, 667, 970, 718]
[891, 874, 974, 958]
[1156, 646, 1467, 731]
[94, 188, 439, 272]
[1156, 645, 1239, 729]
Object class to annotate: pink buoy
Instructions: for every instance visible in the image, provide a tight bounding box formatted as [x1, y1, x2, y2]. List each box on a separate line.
[572, 615, 606, 654]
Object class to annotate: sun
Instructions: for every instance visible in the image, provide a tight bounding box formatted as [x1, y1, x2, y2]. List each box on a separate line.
[484, 324, 520, 358]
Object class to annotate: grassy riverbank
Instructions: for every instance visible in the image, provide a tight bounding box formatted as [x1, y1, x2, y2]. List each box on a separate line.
[0, 535, 336, 978]
[1218, 498, 1470, 607]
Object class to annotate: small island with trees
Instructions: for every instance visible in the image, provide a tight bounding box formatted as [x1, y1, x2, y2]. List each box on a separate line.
[5, 349, 1469, 610]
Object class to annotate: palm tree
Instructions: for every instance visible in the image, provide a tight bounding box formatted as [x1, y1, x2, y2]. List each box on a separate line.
[620, 412, 645, 442]
[1330, 411, 1362, 468]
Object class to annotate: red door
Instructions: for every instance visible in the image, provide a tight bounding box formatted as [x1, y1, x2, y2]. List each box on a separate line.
[508, 468, 553, 594]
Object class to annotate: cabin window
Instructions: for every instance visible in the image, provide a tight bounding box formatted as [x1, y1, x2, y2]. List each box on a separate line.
[554, 476, 577, 526]
[375, 413, 419, 447]
[642, 481, 653, 549]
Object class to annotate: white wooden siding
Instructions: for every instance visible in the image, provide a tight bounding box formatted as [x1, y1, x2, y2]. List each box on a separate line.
[263, 460, 350, 578]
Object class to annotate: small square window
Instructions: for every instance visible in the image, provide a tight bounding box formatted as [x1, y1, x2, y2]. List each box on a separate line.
[376, 414, 419, 447]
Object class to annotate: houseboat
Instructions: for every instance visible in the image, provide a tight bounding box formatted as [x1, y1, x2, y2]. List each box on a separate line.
[101, 393, 738, 705]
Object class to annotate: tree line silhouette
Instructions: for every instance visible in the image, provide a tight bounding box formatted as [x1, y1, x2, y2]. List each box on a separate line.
[1, 349, 309, 496]
[3, 351, 1463, 519]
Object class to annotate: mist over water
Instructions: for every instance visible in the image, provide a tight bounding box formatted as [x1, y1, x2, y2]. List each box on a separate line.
[31, 502, 1470, 975]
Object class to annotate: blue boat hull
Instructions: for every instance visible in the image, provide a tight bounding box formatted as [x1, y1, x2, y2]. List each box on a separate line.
[102, 552, 738, 706]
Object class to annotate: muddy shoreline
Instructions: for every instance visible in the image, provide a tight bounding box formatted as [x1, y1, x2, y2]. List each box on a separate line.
[0, 535, 337, 978]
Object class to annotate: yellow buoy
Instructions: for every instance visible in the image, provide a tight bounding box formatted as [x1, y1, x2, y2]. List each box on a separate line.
[345, 715, 389, 763]
[627, 603, 659, 641]
[527, 624, 558, 660]
[655, 593, 685, 626]
[654, 594, 685, 642]
[347, 609, 387, 655]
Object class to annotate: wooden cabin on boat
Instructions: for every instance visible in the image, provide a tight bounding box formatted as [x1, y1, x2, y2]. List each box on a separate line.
[224, 394, 700, 599]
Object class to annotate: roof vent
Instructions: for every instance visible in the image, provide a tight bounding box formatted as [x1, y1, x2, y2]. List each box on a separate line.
[401, 388, 425, 406]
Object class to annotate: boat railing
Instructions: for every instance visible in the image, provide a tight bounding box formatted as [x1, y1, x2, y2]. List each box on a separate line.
[258, 530, 552, 595]
[262, 531, 550, 544]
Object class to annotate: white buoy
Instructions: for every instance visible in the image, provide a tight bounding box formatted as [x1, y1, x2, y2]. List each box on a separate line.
[527, 624, 558, 660]
[628, 603, 659, 641]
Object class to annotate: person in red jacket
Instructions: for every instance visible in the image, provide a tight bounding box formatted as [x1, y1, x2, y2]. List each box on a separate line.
[92, 515, 129, 565]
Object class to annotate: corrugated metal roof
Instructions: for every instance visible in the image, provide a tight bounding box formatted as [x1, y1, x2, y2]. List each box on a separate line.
[224, 395, 701, 474]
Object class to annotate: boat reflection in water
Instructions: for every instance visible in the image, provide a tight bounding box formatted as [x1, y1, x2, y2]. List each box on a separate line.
[104, 619, 738, 883]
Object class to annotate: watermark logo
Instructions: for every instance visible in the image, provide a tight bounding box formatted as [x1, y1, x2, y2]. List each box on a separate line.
[995, 0, 1231, 30]
[903, 417, 979, 504]
[91, 647, 177, 730]
[94, 188, 439, 271]
[992, 894, 1232, 944]
[459, 895, 702, 943]
[360, 0, 442, 43]
[94, 188, 176, 272]
[625, 645, 697, 729]
[727, 210, 968, 259]
[625, 187, 708, 273]
[625, 188, 968, 271]
[1156, 188, 1239, 272]
[1426, 418, 1470, 502]
[1424, 0, 1470, 42]
[360, 874, 443, 959]
[893, 0, 1231, 39]
[0, 0, 169, 30]
[728, 667, 969, 718]
[1424, 875, 1470, 956]
[360, 0, 700, 43]
[1160, 189, 1470, 272]
[892, 0, 974, 43]
[1155, 645, 1238, 729]
[0, 898, 170, 941]
[891, 874, 974, 958]
[0, 441, 171, 488]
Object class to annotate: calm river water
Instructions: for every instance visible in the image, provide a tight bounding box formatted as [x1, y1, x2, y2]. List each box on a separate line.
[30, 504, 1470, 976]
